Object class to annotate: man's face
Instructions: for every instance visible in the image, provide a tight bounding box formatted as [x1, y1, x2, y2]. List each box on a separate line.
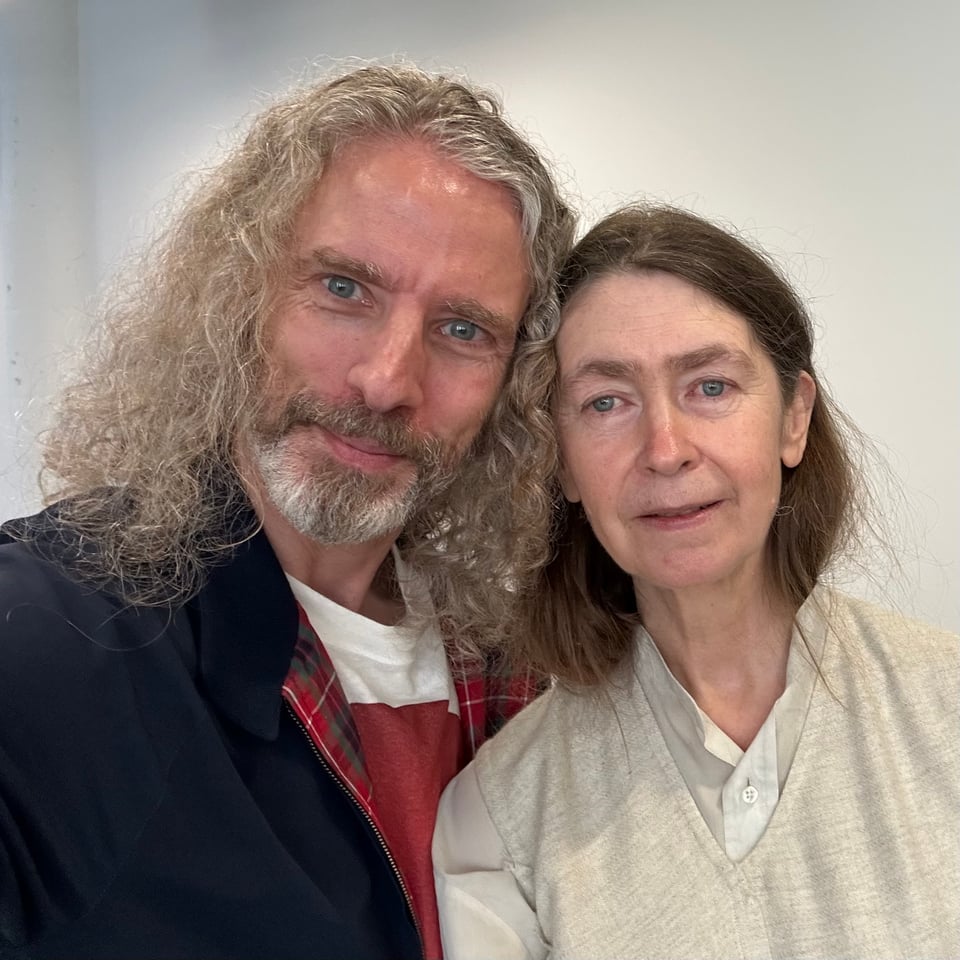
[249, 137, 530, 545]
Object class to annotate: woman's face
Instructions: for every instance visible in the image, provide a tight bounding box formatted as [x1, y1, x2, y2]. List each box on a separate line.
[555, 270, 814, 601]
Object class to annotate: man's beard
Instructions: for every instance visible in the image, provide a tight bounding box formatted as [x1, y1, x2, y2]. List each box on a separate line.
[248, 392, 460, 544]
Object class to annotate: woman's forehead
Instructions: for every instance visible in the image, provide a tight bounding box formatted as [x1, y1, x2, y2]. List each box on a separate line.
[557, 271, 757, 366]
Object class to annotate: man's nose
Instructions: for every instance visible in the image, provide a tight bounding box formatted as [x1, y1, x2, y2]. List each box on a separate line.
[344, 309, 426, 414]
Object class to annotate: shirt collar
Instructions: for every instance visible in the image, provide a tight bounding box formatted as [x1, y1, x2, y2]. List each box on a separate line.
[634, 608, 823, 766]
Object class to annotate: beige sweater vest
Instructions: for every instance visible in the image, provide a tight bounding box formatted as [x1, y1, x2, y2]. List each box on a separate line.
[475, 592, 960, 959]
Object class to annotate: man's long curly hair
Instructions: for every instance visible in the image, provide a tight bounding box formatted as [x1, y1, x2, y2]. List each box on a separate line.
[34, 63, 575, 659]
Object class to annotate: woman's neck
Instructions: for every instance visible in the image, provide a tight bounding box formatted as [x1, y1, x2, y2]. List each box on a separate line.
[636, 579, 796, 750]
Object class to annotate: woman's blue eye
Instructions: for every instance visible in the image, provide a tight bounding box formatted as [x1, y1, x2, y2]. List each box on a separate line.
[443, 320, 480, 341]
[325, 276, 358, 299]
[590, 396, 617, 412]
[701, 380, 725, 397]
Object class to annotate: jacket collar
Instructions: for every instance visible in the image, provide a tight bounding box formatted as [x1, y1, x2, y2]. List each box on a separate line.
[191, 525, 299, 741]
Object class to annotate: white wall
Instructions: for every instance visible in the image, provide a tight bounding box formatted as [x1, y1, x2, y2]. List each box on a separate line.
[0, 1, 92, 518]
[2, 0, 957, 630]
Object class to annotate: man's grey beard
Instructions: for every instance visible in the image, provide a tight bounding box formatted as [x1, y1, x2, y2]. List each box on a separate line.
[250, 393, 459, 544]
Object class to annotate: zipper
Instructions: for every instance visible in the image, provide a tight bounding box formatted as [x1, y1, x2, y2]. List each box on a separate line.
[284, 701, 426, 960]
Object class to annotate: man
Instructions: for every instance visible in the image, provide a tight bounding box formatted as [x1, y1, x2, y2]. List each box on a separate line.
[0, 64, 574, 960]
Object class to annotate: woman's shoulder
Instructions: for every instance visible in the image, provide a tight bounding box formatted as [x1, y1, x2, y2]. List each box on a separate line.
[818, 587, 958, 655]
[473, 684, 574, 778]
[471, 661, 651, 815]
[815, 587, 959, 704]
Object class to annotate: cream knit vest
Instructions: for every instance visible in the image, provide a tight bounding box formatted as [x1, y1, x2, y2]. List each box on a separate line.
[475, 591, 960, 959]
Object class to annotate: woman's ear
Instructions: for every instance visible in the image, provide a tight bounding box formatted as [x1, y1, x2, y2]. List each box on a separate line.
[558, 460, 582, 503]
[781, 371, 816, 468]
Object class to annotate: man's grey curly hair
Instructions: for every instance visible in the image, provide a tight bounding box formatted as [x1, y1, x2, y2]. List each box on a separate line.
[35, 63, 576, 660]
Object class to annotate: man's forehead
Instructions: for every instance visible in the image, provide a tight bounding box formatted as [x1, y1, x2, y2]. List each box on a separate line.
[286, 141, 531, 335]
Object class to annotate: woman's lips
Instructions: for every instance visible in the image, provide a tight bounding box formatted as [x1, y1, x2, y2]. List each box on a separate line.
[642, 500, 720, 519]
[637, 500, 722, 528]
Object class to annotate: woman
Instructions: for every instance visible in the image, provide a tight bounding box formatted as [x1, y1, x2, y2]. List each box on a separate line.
[433, 206, 959, 959]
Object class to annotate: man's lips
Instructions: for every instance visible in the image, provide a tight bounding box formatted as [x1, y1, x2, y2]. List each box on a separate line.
[331, 431, 401, 457]
[312, 425, 409, 470]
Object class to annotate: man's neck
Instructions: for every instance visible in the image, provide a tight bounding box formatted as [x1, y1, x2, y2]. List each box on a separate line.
[258, 502, 404, 625]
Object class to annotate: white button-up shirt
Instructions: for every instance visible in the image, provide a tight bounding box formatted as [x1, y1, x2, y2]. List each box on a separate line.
[634, 625, 819, 860]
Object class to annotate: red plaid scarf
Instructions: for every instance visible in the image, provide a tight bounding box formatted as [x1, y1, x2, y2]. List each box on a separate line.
[281, 603, 540, 830]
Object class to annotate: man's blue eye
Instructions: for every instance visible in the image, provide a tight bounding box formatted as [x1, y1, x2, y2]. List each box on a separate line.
[701, 380, 725, 397]
[325, 276, 358, 299]
[590, 396, 616, 412]
[444, 320, 479, 341]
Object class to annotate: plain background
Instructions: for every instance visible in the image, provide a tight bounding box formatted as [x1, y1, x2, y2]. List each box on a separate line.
[1, 0, 957, 631]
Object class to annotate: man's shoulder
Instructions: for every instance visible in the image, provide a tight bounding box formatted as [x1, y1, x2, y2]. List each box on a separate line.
[0, 505, 199, 735]
[2, 506, 116, 646]
[0, 505, 164, 654]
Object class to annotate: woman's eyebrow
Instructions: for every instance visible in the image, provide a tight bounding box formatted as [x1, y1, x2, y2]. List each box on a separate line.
[560, 358, 642, 393]
[560, 345, 758, 393]
[667, 343, 758, 374]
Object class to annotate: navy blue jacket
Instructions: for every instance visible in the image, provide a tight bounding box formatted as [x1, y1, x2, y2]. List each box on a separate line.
[0, 506, 422, 960]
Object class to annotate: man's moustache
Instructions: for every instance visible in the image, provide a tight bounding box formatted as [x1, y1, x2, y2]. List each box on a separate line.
[269, 393, 446, 467]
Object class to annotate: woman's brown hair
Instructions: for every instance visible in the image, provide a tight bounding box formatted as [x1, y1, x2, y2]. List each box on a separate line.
[512, 205, 862, 686]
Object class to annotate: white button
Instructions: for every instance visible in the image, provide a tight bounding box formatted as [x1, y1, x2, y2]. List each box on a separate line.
[742, 785, 759, 804]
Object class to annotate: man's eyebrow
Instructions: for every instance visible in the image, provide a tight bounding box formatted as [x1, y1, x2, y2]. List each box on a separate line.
[443, 298, 519, 339]
[304, 246, 390, 289]
[297, 251, 519, 338]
